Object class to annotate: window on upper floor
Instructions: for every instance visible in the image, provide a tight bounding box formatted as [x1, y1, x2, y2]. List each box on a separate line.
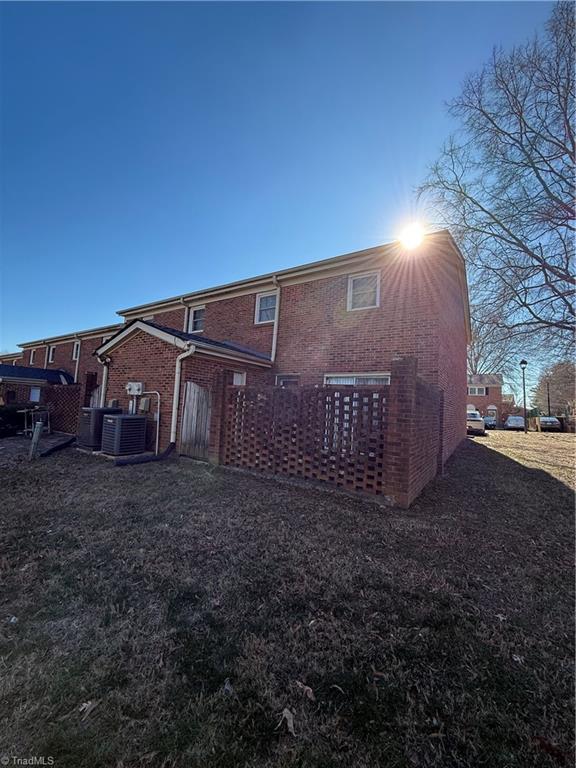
[347, 271, 380, 311]
[29, 349, 36, 365]
[324, 373, 390, 386]
[72, 340, 80, 361]
[48, 346, 56, 363]
[468, 386, 486, 396]
[188, 307, 205, 333]
[255, 292, 277, 324]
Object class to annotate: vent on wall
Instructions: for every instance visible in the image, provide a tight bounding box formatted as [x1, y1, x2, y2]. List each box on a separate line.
[101, 414, 147, 456]
[77, 407, 122, 449]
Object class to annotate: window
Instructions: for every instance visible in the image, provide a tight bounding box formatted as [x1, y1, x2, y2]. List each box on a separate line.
[324, 373, 390, 386]
[29, 349, 36, 365]
[276, 374, 300, 387]
[48, 346, 56, 363]
[6, 390, 16, 404]
[29, 387, 41, 403]
[188, 307, 205, 333]
[468, 386, 486, 396]
[72, 340, 80, 361]
[255, 292, 277, 324]
[232, 371, 246, 386]
[347, 271, 380, 311]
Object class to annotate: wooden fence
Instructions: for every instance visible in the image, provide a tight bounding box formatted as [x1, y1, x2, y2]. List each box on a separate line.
[222, 385, 389, 494]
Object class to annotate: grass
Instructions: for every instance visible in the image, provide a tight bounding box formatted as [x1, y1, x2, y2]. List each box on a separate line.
[0, 431, 574, 767]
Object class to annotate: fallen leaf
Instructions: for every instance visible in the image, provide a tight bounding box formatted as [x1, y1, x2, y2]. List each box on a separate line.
[276, 707, 296, 736]
[295, 681, 316, 701]
[79, 700, 100, 720]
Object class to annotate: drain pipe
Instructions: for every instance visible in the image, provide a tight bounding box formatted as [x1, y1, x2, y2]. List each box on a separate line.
[97, 355, 110, 408]
[170, 343, 195, 445]
[271, 276, 281, 362]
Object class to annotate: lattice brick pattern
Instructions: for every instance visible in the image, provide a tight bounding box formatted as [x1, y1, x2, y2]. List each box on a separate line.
[223, 386, 388, 494]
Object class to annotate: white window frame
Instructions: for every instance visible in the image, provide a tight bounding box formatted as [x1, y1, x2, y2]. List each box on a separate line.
[254, 291, 277, 325]
[188, 305, 206, 333]
[48, 345, 56, 363]
[347, 271, 380, 312]
[72, 340, 80, 361]
[29, 349, 36, 365]
[232, 371, 246, 386]
[468, 386, 486, 396]
[29, 386, 41, 403]
[324, 372, 391, 386]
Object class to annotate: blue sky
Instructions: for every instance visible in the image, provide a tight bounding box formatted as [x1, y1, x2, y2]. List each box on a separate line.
[1, 1, 553, 353]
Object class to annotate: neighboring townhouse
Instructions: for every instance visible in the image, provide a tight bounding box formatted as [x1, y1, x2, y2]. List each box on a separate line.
[467, 374, 504, 421]
[0, 352, 24, 365]
[18, 322, 123, 409]
[99, 229, 470, 469]
[0, 364, 77, 432]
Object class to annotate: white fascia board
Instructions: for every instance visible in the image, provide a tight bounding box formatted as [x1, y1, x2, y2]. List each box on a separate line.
[95, 321, 191, 357]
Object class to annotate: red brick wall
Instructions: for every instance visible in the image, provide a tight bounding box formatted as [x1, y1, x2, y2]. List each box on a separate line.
[0, 382, 44, 405]
[152, 294, 274, 357]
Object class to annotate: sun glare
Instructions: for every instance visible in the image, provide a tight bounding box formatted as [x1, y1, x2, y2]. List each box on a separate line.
[399, 222, 425, 250]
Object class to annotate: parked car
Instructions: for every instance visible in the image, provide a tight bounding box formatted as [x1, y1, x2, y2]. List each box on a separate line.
[467, 411, 486, 436]
[483, 415, 497, 429]
[539, 416, 562, 431]
[504, 415, 525, 430]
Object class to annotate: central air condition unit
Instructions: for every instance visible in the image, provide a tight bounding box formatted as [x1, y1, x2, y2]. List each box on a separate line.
[101, 414, 147, 456]
[77, 407, 122, 449]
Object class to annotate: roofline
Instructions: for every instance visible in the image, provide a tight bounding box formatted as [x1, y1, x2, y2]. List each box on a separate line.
[117, 230, 461, 317]
[19, 322, 124, 349]
[94, 320, 272, 368]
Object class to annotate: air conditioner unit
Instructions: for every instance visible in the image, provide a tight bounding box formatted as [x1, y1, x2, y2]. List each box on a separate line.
[77, 407, 122, 449]
[101, 414, 147, 456]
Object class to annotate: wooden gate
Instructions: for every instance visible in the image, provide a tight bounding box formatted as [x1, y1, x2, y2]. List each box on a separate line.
[180, 382, 211, 459]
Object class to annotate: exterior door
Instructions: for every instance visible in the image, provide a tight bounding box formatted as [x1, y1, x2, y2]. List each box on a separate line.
[180, 382, 211, 459]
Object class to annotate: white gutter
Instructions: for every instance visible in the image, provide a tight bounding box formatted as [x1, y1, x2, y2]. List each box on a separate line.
[97, 356, 110, 408]
[271, 276, 281, 362]
[170, 343, 195, 444]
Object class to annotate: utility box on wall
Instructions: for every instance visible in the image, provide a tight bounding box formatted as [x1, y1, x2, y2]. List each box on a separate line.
[125, 382, 144, 396]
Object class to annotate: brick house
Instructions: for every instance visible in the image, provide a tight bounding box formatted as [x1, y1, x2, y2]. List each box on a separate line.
[18, 322, 123, 411]
[0, 352, 24, 366]
[466, 374, 504, 421]
[11, 230, 470, 505]
[96, 230, 469, 472]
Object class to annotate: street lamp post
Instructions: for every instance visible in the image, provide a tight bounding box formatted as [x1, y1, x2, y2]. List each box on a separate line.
[520, 359, 528, 433]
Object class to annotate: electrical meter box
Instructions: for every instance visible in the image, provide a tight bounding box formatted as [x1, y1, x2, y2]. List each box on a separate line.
[125, 382, 144, 396]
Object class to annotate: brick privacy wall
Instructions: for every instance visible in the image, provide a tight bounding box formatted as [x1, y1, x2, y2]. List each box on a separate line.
[222, 357, 442, 507]
[466, 387, 503, 419]
[43, 385, 81, 433]
[105, 330, 273, 453]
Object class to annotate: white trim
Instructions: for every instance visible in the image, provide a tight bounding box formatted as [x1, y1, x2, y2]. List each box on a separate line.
[72, 340, 80, 361]
[48, 345, 56, 363]
[187, 305, 206, 333]
[29, 386, 41, 403]
[275, 374, 300, 386]
[346, 270, 380, 312]
[468, 386, 486, 396]
[254, 291, 277, 325]
[19, 323, 124, 348]
[29, 349, 36, 365]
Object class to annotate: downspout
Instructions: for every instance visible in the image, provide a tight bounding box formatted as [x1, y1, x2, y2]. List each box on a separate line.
[43, 343, 49, 367]
[97, 355, 110, 408]
[170, 343, 195, 445]
[271, 276, 281, 363]
[73, 337, 81, 383]
[181, 297, 190, 332]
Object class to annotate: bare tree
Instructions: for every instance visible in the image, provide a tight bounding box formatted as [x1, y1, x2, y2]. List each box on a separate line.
[467, 306, 521, 378]
[532, 360, 575, 414]
[420, 2, 575, 353]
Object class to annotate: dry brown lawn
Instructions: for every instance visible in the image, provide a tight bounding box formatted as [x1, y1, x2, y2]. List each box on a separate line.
[0, 431, 574, 767]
